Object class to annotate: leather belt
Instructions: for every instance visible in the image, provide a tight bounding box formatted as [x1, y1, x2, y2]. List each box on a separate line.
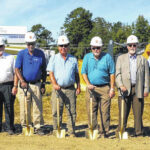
[94, 84, 109, 87]
[61, 85, 74, 89]
[27, 80, 40, 84]
[131, 84, 136, 87]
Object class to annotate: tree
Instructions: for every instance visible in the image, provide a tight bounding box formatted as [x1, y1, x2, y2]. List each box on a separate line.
[134, 15, 150, 43]
[88, 17, 112, 49]
[31, 24, 54, 48]
[63, 7, 93, 58]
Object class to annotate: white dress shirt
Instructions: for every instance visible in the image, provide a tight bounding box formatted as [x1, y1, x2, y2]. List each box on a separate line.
[129, 54, 137, 85]
[0, 53, 15, 83]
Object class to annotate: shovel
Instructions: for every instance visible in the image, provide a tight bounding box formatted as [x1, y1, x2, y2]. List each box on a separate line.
[22, 85, 34, 136]
[86, 90, 99, 140]
[118, 88, 128, 140]
[56, 91, 66, 138]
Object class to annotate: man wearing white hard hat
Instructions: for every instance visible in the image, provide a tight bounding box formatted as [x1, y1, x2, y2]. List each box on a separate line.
[0, 37, 18, 135]
[81, 36, 115, 138]
[47, 35, 81, 137]
[15, 32, 47, 135]
[116, 35, 149, 137]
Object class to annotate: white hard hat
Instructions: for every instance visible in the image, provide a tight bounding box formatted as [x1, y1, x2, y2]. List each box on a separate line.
[57, 35, 69, 45]
[90, 36, 103, 46]
[25, 32, 36, 43]
[127, 35, 139, 44]
[0, 37, 5, 46]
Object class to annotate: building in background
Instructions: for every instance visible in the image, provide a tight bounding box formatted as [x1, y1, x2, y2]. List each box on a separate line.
[0, 26, 27, 44]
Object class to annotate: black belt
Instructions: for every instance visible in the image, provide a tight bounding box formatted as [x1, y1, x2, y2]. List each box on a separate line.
[0, 81, 13, 86]
[61, 85, 74, 89]
[27, 80, 40, 84]
[131, 84, 136, 87]
[94, 84, 109, 87]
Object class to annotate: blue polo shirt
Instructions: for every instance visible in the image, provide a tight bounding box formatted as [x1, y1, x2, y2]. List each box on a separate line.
[15, 48, 46, 82]
[47, 53, 78, 87]
[81, 52, 115, 85]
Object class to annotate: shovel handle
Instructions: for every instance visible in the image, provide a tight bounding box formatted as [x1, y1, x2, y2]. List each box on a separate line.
[89, 89, 93, 98]
[56, 90, 60, 129]
[89, 90, 93, 128]
[20, 83, 29, 96]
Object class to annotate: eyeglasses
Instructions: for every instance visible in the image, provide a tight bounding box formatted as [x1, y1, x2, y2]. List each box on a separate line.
[59, 44, 68, 48]
[128, 44, 137, 48]
[27, 42, 35, 46]
[0, 45, 4, 48]
[92, 47, 101, 50]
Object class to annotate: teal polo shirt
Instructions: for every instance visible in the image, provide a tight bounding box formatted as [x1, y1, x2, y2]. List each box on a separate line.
[81, 52, 115, 85]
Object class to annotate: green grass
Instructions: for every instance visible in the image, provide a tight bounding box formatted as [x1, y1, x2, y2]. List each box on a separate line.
[5, 50, 19, 55]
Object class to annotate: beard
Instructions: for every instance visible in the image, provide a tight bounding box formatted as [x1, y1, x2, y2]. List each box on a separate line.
[129, 49, 136, 55]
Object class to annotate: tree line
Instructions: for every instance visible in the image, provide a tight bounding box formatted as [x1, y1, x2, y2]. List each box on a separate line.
[30, 7, 150, 59]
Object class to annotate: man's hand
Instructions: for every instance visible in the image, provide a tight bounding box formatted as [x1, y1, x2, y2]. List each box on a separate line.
[120, 86, 127, 92]
[20, 80, 28, 89]
[41, 83, 45, 95]
[76, 87, 81, 95]
[53, 84, 61, 90]
[12, 87, 18, 95]
[87, 84, 96, 90]
[144, 92, 149, 97]
[109, 89, 115, 98]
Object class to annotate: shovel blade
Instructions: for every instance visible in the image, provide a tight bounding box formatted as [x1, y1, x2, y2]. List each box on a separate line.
[23, 127, 34, 136]
[85, 129, 99, 140]
[56, 129, 66, 138]
[119, 131, 128, 139]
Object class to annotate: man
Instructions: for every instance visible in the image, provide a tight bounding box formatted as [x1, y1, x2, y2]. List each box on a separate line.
[81, 36, 115, 138]
[15, 32, 46, 135]
[115, 35, 149, 137]
[47, 35, 80, 137]
[0, 37, 18, 135]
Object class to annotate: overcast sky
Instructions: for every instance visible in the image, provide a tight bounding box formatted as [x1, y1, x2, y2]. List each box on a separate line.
[0, 0, 150, 40]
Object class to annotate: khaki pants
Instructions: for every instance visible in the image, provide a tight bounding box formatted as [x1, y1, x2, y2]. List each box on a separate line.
[86, 86, 111, 134]
[51, 87, 76, 134]
[18, 82, 44, 129]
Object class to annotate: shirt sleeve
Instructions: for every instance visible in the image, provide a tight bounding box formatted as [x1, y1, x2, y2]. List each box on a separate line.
[107, 54, 115, 74]
[74, 58, 78, 73]
[12, 56, 16, 74]
[15, 51, 23, 69]
[81, 55, 88, 74]
[46, 55, 55, 72]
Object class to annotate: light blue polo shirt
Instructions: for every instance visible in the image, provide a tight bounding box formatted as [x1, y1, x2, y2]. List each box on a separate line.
[47, 53, 78, 87]
[15, 48, 46, 82]
[81, 52, 115, 85]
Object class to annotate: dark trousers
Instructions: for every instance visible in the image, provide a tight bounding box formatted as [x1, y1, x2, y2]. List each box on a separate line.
[0, 82, 15, 130]
[118, 86, 144, 135]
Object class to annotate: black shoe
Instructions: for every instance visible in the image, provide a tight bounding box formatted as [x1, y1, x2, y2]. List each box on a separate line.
[135, 133, 144, 137]
[8, 130, 14, 135]
[35, 128, 45, 135]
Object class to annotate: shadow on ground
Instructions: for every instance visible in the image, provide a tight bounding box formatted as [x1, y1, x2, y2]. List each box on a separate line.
[1, 123, 150, 138]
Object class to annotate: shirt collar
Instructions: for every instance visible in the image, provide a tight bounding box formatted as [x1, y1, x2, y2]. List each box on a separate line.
[58, 53, 69, 60]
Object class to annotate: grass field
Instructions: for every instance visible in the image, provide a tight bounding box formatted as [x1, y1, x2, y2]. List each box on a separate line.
[1, 82, 150, 150]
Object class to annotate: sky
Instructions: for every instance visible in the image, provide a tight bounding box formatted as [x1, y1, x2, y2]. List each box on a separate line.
[0, 0, 150, 40]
